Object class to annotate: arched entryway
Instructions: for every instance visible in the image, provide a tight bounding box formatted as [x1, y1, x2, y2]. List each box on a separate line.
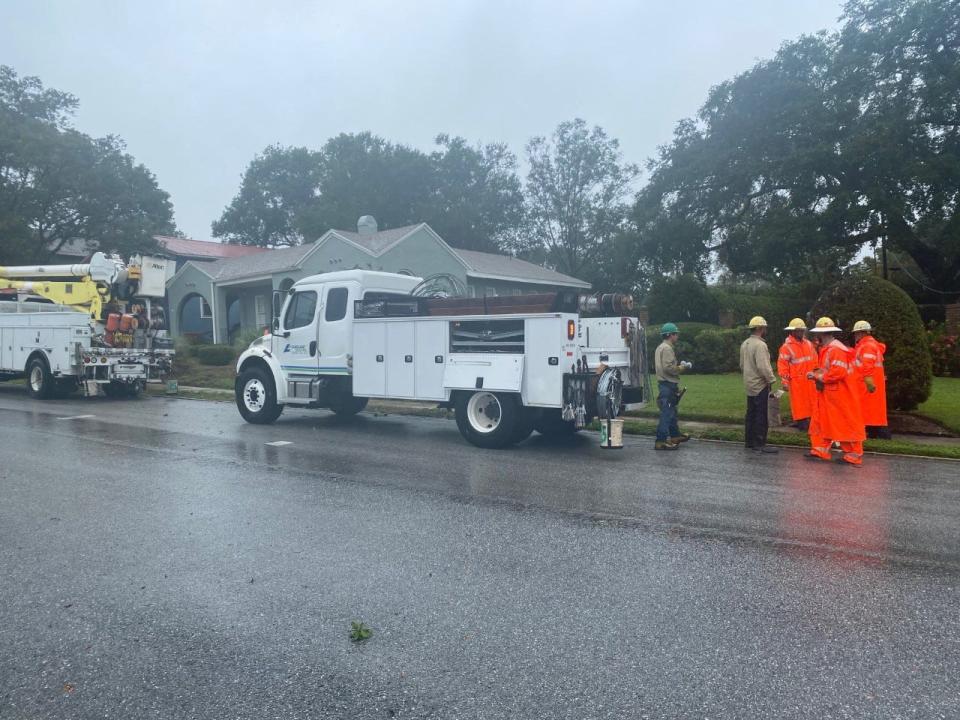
[177, 292, 213, 343]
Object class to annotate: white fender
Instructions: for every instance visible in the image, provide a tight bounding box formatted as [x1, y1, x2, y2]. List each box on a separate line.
[236, 336, 288, 404]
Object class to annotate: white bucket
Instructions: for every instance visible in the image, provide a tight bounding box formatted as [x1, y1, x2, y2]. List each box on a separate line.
[600, 417, 624, 449]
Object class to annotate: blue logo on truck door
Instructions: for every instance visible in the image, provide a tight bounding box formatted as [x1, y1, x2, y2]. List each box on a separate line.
[283, 343, 308, 354]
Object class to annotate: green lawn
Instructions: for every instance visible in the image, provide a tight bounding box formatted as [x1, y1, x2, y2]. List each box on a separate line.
[917, 377, 960, 434]
[632, 373, 960, 434]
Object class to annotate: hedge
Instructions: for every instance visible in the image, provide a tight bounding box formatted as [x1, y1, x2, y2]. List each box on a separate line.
[193, 344, 237, 366]
[645, 322, 749, 375]
[811, 273, 932, 410]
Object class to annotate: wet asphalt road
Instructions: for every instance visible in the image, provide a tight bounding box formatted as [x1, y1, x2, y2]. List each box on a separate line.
[1, 387, 959, 719]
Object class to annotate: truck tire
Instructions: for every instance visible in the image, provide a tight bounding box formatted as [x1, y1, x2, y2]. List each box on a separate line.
[534, 409, 579, 437]
[26, 356, 54, 399]
[329, 395, 368, 417]
[236, 367, 284, 424]
[454, 391, 519, 449]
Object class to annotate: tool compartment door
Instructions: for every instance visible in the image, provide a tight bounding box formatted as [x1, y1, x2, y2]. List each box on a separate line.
[443, 354, 524, 393]
[385, 322, 416, 398]
[352, 321, 386, 397]
[414, 319, 447, 400]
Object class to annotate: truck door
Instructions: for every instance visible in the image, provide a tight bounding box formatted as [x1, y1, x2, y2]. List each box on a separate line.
[279, 289, 320, 376]
[318, 285, 351, 375]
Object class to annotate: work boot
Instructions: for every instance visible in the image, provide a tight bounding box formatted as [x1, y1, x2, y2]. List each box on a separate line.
[670, 434, 690, 444]
[655, 441, 679, 451]
[753, 445, 779, 454]
[835, 457, 861, 468]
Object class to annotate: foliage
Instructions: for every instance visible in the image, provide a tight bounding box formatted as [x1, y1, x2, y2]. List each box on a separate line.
[0, 65, 174, 263]
[232, 328, 265, 351]
[645, 275, 719, 324]
[212, 133, 524, 253]
[926, 323, 960, 377]
[811, 272, 932, 410]
[635, 0, 960, 290]
[645, 322, 745, 375]
[211, 145, 321, 247]
[193, 344, 236, 366]
[523, 119, 638, 284]
[349, 621, 372, 642]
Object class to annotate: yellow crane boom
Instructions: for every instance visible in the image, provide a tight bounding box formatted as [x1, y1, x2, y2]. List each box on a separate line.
[0, 252, 121, 319]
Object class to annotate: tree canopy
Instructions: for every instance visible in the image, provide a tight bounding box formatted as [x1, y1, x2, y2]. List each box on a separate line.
[0, 66, 175, 264]
[635, 0, 960, 293]
[213, 133, 524, 253]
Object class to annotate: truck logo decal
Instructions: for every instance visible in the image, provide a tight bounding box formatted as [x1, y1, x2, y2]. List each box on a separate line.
[283, 343, 307, 354]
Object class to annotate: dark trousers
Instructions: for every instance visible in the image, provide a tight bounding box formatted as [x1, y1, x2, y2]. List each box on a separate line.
[656, 381, 680, 442]
[745, 386, 770, 449]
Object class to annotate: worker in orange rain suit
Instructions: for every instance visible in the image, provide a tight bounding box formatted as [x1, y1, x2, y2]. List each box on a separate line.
[852, 320, 891, 440]
[805, 317, 866, 466]
[777, 318, 817, 431]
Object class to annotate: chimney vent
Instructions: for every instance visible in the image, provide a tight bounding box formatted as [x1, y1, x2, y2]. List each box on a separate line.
[357, 215, 378, 236]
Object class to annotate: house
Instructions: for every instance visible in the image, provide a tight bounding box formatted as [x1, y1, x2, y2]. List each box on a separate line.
[165, 217, 590, 344]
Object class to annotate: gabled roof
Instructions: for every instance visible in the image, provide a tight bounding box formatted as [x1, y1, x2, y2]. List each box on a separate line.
[456, 249, 591, 289]
[175, 221, 589, 289]
[155, 235, 268, 259]
[200, 243, 318, 283]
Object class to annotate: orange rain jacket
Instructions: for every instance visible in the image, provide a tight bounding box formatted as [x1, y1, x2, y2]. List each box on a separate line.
[854, 336, 888, 427]
[810, 339, 865, 442]
[777, 335, 817, 422]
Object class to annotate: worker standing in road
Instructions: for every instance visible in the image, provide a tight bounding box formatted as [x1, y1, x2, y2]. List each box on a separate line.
[852, 320, 891, 439]
[807, 317, 866, 466]
[777, 318, 817, 431]
[740, 316, 778, 454]
[654, 322, 692, 451]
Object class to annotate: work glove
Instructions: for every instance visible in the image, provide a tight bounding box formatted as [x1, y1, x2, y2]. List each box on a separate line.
[815, 379, 825, 392]
[781, 380, 790, 393]
[865, 376, 876, 394]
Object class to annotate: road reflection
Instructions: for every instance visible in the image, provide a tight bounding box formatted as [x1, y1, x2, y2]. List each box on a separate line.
[779, 455, 891, 566]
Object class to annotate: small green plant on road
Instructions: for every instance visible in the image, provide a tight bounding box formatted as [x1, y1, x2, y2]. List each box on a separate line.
[350, 621, 373, 642]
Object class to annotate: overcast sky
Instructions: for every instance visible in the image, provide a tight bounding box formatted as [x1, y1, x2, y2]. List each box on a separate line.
[2, 0, 842, 241]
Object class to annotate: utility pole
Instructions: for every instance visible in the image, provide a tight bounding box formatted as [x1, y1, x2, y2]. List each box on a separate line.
[881, 235, 888, 280]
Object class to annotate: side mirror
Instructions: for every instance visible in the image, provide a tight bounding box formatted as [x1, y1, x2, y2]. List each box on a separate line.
[272, 317, 280, 333]
[272, 290, 284, 332]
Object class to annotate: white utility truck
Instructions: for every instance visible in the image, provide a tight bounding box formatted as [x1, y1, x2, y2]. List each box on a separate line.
[235, 270, 649, 448]
[0, 252, 174, 399]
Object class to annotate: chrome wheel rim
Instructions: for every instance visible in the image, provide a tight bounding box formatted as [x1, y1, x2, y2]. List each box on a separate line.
[243, 378, 266, 412]
[466, 392, 501, 434]
[29, 365, 44, 392]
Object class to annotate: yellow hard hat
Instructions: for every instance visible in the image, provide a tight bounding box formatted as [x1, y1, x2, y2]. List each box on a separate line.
[748, 316, 768, 328]
[784, 317, 807, 331]
[810, 316, 842, 333]
[853, 320, 872, 333]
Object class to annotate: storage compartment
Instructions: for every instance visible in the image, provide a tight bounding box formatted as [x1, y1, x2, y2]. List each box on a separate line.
[443, 353, 524, 392]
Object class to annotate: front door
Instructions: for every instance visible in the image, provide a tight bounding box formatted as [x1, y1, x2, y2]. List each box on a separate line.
[279, 289, 320, 377]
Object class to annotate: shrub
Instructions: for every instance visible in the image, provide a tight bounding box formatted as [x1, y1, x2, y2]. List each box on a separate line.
[645, 322, 745, 374]
[692, 328, 743, 374]
[927, 323, 960, 377]
[193, 344, 237, 366]
[811, 273, 932, 410]
[646, 275, 719, 324]
[233, 328, 264, 350]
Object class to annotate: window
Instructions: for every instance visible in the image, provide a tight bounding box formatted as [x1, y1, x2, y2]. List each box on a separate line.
[255, 295, 268, 327]
[284, 291, 317, 330]
[199, 298, 212, 319]
[325, 287, 349, 322]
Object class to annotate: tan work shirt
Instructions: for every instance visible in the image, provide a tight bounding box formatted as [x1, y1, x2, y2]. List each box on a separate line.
[739, 334, 776, 397]
[655, 340, 681, 383]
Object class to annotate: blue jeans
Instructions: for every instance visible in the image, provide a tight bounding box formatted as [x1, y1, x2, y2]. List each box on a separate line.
[656, 381, 680, 442]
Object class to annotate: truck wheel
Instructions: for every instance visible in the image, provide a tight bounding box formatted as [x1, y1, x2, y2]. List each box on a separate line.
[454, 391, 519, 449]
[329, 395, 368, 417]
[26, 357, 54, 399]
[236, 367, 283, 424]
[534, 409, 579, 437]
